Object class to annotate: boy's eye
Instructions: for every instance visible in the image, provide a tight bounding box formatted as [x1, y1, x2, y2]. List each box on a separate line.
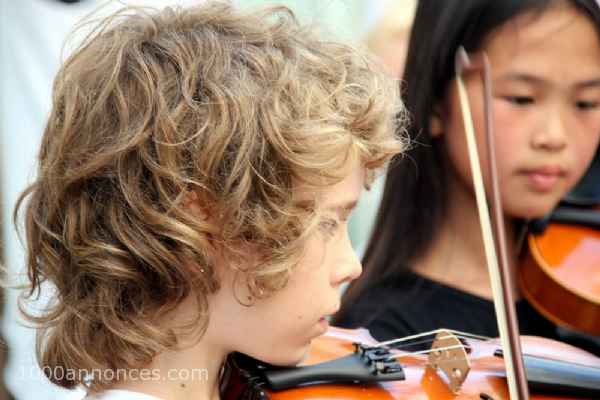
[504, 95, 534, 106]
[576, 100, 600, 110]
[319, 218, 339, 236]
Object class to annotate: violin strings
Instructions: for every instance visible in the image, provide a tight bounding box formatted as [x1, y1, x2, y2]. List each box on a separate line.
[377, 333, 487, 352]
[378, 328, 490, 350]
[373, 330, 496, 364]
[378, 329, 443, 347]
[352, 329, 496, 367]
[383, 343, 467, 362]
[379, 336, 447, 351]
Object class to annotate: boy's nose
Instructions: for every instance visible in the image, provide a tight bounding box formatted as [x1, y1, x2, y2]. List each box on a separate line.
[332, 237, 363, 286]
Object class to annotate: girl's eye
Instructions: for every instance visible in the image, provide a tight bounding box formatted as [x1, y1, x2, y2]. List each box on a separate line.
[576, 100, 599, 111]
[504, 96, 534, 106]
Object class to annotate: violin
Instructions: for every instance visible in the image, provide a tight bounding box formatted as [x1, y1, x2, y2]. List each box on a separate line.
[222, 326, 600, 399]
[519, 155, 600, 336]
[520, 204, 600, 336]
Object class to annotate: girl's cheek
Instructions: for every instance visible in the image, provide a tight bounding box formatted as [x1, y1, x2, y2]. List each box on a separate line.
[494, 105, 526, 144]
[493, 99, 520, 125]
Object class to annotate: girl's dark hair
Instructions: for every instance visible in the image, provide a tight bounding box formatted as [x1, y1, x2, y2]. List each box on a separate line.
[336, 0, 600, 323]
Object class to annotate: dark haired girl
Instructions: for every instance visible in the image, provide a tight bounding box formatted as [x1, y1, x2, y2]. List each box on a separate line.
[335, 0, 600, 355]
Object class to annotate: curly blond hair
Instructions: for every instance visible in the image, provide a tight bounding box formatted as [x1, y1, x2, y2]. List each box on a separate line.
[14, 1, 406, 391]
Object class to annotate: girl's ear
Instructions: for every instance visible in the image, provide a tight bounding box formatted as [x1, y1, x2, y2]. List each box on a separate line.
[429, 105, 445, 138]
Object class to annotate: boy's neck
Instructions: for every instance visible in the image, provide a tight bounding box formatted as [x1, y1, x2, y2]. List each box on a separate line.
[111, 299, 226, 400]
[413, 172, 518, 301]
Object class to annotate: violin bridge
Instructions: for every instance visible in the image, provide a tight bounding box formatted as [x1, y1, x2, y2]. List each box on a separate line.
[427, 329, 471, 394]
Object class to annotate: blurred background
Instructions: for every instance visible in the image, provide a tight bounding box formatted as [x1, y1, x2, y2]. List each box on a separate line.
[0, 0, 416, 399]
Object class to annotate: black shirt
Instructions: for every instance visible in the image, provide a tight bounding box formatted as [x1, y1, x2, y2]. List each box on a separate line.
[336, 270, 600, 355]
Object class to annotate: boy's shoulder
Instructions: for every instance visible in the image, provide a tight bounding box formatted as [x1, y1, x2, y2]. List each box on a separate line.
[80, 390, 164, 400]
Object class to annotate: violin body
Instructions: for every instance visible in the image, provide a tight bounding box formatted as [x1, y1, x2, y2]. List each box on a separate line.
[520, 206, 600, 335]
[222, 327, 600, 400]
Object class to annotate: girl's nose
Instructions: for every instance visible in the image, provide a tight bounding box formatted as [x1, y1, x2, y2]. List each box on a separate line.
[531, 107, 568, 152]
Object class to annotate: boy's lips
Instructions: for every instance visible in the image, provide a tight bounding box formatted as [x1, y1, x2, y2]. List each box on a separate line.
[317, 317, 330, 333]
[317, 308, 338, 331]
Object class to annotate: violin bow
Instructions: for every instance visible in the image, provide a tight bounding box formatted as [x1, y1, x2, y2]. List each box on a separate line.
[455, 47, 530, 399]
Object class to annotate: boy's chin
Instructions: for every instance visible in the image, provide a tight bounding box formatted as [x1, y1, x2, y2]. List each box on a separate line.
[251, 344, 311, 367]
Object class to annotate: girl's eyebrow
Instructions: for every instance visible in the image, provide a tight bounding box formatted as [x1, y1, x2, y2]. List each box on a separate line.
[496, 73, 546, 86]
[497, 72, 600, 89]
[574, 78, 600, 90]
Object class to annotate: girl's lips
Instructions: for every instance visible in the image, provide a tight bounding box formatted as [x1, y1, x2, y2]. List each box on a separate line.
[527, 172, 560, 192]
[519, 166, 565, 192]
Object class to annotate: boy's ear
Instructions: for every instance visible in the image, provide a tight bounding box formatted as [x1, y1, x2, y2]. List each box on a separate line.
[182, 191, 209, 220]
[429, 105, 445, 138]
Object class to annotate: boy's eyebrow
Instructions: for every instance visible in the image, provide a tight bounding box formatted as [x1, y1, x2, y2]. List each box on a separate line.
[497, 73, 600, 89]
[326, 200, 358, 213]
